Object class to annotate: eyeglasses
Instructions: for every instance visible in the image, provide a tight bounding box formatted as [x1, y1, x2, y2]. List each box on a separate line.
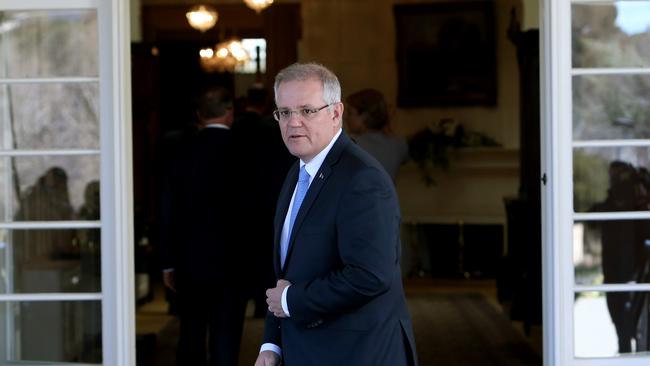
[272, 103, 335, 122]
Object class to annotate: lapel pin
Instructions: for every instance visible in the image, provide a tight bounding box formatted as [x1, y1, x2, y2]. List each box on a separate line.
[319, 172, 324, 179]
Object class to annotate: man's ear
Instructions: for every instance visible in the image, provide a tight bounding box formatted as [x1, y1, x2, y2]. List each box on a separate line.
[333, 102, 344, 125]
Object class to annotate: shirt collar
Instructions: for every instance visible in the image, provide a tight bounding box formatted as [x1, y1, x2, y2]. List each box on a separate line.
[300, 128, 342, 180]
[204, 123, 230, 130]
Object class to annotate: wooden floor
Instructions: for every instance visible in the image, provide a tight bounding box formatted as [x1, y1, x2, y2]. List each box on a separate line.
[136, 279, 542, 365]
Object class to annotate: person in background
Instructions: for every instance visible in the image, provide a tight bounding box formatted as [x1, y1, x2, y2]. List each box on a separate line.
[344, 88, 408, 182]
[14, 167, 75, 264]
[231, 84, 295, 318]
[255, 62, 417, 366]
[590, 161, 650, 353]
[160, 87, 246, 366]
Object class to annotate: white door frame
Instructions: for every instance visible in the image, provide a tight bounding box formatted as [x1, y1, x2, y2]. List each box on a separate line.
[0, 1, 135, 364]
[98, 0, 135, 364]
[541, 0, 570, 364]
[542, 0, 650, 365]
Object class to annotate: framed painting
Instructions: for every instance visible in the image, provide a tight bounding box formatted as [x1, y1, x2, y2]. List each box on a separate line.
[394, 2, 497, 107]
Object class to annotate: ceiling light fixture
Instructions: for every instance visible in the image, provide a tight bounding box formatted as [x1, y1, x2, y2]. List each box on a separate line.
[186, 5, 218, 32]
[200, 39, 250, 73]
[243, 0, 274, 14]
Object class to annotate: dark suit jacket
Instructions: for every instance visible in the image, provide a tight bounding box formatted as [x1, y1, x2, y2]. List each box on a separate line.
[161, 126, 239, 286]
[263, 132, 418, 366]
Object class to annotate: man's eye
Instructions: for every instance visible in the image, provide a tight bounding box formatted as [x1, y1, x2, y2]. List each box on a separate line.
[279, 110, 292, 117]
[302, 108, 317, 115]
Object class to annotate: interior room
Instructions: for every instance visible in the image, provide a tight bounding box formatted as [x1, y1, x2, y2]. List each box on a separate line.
[131, 0, 543, 365]
[0, 0, 546, 364]
[6, 0, 650, 364]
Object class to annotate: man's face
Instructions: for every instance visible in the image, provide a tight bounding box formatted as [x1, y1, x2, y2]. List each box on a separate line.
[276, 78, 343, 162]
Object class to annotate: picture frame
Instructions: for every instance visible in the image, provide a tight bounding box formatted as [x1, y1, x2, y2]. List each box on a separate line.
[394, 2, 497, 107]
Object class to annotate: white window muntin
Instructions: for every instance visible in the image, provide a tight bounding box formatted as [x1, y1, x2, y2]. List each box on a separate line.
[0, 78, 99, 84]
[0, 0, 97, 11]
[0, 150, 100, 156]
[573, 68, 650, 76]
[0, 293, 101, 301]
[573, 140, 650, 148]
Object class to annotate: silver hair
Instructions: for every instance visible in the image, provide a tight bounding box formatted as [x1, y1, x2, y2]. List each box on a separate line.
[274, 62, 341, 106]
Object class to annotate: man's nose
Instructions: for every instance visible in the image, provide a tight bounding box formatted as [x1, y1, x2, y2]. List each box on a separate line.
[287, 111, 304, 125]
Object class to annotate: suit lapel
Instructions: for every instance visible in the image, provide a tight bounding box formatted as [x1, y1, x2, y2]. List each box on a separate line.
[282, 133, 350, 272]
[274, 162, 298, 275]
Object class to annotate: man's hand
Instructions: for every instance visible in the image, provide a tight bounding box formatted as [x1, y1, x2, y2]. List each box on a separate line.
[162, 270, 176, 292]
[266, 279, 291, 318]
[254, 350, 281, 366]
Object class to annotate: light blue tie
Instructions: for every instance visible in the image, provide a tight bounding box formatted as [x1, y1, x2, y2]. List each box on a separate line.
[282, 165, 310, 267]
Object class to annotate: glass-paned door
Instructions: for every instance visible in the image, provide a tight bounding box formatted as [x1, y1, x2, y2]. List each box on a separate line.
[546, 0, 650, 364]
[0, 1, 134, 365]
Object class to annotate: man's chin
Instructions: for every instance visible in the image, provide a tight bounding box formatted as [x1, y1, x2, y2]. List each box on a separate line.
[287, 145, 309, 160]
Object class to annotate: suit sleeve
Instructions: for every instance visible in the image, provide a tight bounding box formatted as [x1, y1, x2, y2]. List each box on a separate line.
[263, 311, 282, 345]
[286, 166, 399, 325]
[158, 156, 181, 271]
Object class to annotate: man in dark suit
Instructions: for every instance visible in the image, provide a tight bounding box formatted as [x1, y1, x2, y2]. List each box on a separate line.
[161, 87, 246, 366]
[255, 63, 418, 366]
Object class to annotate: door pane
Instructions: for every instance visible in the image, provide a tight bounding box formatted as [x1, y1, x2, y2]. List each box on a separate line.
[6, 156, 101, 221]
[572, 2, 650, 68]
[0, 228, 101, 294]
[573, 74, 650, 141]
[0, 301, 102, 363]
[573, 147, 650, 213]
[0, 10, 98, 78]
[0, 83, 100, 149]
[575, 291, 650, 357]
[574, 221, 650, 285]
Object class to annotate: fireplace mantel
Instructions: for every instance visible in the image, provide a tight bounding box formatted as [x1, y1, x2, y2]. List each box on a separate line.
[397, 147, 519, 225]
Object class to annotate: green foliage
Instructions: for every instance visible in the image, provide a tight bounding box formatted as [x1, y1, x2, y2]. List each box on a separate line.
[572, 4, 650, 142]
[573, 150, 609, 212]
[408, 120, 501, 186]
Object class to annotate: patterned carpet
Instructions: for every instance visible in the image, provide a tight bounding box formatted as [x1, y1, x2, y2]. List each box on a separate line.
[408, 293, 541, 366]
[138, 292, 541, 366]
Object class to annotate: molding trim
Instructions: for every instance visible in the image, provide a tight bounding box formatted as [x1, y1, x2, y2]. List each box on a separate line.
[99, 0, 135, 364]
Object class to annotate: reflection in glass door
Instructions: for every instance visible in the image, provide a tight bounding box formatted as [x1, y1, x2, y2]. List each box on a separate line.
[548, 1, 650, 364]
[0, 8, 102, 364]
[0, 0, 135, 364]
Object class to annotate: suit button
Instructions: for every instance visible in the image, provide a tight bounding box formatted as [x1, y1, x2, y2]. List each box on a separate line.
[307, 319, 323, 328]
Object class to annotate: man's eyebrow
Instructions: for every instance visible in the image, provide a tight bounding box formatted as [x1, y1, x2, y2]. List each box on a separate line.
[278, 104, 315, 109]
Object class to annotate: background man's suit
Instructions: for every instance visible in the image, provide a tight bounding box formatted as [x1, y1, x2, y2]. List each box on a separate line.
[231, 111, 295, 317]
[162, 126, 247, 365]
[264, 132, 418, 365]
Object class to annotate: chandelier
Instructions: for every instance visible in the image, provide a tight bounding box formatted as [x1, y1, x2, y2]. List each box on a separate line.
[243, 0, 274, 14]
[200, 39, 250, 73]
[186, 5, 218, 32]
